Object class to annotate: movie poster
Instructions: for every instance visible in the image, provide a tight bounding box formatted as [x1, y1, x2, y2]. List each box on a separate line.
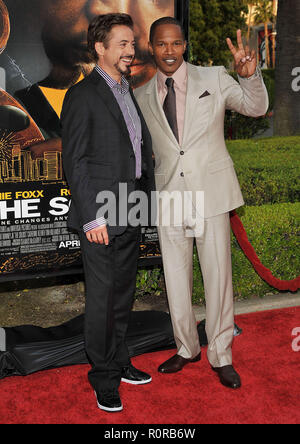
[0, 0, 178, 280]
[258, 27, 274, 69]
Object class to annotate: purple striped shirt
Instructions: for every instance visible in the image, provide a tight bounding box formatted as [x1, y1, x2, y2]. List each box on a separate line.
[83, 66, 142, 233]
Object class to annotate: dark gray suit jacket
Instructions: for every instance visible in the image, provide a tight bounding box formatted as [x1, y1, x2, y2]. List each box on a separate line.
[61, 68, 155, 236]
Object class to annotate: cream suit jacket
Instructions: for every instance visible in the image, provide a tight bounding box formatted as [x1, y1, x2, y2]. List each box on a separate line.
[134, 63, 269, 218]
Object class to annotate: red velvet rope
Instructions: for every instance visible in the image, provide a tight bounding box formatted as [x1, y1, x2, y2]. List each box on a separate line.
[230, 210, 300, 292]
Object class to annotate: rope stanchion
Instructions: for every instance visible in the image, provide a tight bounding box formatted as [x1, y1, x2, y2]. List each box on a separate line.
[230, 210, 300, 292]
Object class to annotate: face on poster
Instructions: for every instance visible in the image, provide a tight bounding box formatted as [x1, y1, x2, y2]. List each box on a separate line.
[2, 0, 175, 93]
[0, 0, 176, 278]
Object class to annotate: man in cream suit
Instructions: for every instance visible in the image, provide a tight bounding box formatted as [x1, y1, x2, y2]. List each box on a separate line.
[134, 17, 269, 389]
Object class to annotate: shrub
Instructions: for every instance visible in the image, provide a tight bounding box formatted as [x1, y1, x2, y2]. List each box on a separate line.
[225, 111, 270, 140]
[135, 267, 164, 299]
[227, 136, 300, 205]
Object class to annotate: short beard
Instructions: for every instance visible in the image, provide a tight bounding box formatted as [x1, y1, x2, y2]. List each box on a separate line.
[114, 62, 132, 78]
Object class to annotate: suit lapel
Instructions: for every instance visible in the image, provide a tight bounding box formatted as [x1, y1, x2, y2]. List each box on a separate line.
[146, 74, 179, 148]
[96, 81, 123, 123]
[182, 63, 215, 147]
[145, 64, 215, 149]
[88, 69, 120, 121]
[89, 69, 132, 146]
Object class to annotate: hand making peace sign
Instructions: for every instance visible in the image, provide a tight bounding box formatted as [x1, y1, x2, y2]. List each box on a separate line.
[226, 29, 257, 78]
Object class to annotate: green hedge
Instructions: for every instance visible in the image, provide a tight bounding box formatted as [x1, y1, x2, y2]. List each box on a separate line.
[227, 137, 300, 205]
[192, 202, 300, 304]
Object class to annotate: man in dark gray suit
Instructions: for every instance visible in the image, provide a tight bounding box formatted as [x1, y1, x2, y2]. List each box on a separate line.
[61, 13, 155, 413]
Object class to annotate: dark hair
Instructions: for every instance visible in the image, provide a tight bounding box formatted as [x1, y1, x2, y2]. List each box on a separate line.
[149, 17, 186, 44]
[87, 13, 134, 61]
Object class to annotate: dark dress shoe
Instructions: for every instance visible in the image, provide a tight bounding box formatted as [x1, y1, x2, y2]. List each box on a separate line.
[212, 365, 241, 389]
[158, 353, 201, 373]
[95, 389, 123, 412]
[121, 364, 152, 385]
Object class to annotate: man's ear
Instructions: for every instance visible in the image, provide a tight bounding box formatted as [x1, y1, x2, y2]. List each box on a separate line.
[148, 41, 154, 57]
[95, 41, 105, 57]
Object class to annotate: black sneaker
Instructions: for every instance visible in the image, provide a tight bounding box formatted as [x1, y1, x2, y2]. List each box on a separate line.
[121, 364, 152, 385]
[95, 389, 123, 412]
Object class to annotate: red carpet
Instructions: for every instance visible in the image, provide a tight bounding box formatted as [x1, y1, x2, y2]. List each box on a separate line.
[0, 306, 299, 424]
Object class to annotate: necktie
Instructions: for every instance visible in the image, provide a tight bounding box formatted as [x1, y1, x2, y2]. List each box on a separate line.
[163, 77, 179, 143]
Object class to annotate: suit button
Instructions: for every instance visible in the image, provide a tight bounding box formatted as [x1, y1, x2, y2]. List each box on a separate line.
[180, 151, 184, 155]
[180, 172, 184, 177]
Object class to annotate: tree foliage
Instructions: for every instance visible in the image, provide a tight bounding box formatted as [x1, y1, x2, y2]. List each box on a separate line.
[189, 0, 248, 67]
